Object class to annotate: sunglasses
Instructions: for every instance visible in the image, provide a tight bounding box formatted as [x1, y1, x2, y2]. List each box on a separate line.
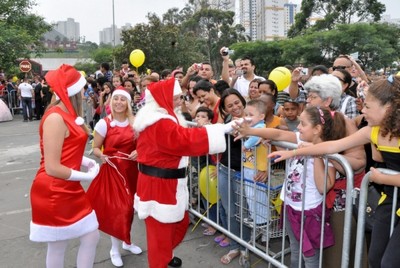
[332, 65, 352, 71]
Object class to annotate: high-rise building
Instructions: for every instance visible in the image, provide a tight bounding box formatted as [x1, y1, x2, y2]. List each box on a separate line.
[239, 0, 299, 41]
[99, 23, 132, 46]
[54, 18, 80, 42]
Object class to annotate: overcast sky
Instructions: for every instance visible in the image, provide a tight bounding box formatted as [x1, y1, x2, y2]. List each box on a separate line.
[32, 0, 399, 44]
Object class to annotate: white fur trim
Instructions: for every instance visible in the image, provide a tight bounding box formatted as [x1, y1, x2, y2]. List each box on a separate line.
[112, 89, 131, 102]
[30, 210, 98, 242]
[133, 101, 177, 133]
[204, 124, 227, 154]
[67, 74, 86, 97]
[134, 178, 188, 223]
[173, 79, 182, 96]
[134, 157, 189, 223]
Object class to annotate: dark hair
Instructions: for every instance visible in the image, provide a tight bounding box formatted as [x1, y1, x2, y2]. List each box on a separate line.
[311, 65, 329, 75]
[181, 112, 192, 121]
[189, 75, 202, 83]
[121, 60, 128, 65]
[195, 106, 214, 121]
[258, 80, 278, 102]
[101, 62, 110, 71]
[214, 79, 230, 97]
[333, 68, 352, 91]
[161, 69, 172, 79]
[304, 106, 346, 141]
[193, 79, 215, 95]
[123, 78, 136, 88]
[241, 56, 254, 66]
[368, 75, 400, 139]
[219, 88, 246, 121]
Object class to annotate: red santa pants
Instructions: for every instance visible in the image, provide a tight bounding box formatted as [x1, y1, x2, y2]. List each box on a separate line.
[144, 212, 190, 268]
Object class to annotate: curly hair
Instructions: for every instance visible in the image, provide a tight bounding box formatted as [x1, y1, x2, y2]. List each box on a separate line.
[368, 75, 400, 139]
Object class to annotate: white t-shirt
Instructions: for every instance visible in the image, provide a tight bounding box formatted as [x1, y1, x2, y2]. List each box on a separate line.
[94, 117, 129, 137]
[233, 74, 265, 98]
[18, 82, 33, 98]
[280, 132, 333, 211]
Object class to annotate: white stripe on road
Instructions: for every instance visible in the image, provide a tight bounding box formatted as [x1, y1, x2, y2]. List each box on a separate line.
[0, 208, 31, 217]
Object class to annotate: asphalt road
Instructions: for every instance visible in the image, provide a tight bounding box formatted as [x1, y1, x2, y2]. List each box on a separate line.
[0, 114, 274, 268]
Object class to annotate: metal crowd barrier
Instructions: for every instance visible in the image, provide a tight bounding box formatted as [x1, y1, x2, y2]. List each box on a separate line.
[354, 168, 400, 268]
[187, 132, 355, 268]
[7, 89, 21, 115]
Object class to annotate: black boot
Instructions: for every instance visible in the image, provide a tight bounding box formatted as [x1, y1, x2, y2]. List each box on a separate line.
[168, 256, 182, 267]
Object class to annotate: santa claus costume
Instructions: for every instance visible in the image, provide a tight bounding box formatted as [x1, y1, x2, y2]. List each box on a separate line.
[133, 78, 235, 268]
[30, 64, 100, 268]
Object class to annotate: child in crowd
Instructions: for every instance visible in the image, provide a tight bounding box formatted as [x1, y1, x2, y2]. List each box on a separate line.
[268, 75, 400, 267]
[282, 99, 300, 132]
[235, 106, 347, 267]
[194, 106, 213, 127]
[193, 107, 218, 236]
[242, 99, 269, 226]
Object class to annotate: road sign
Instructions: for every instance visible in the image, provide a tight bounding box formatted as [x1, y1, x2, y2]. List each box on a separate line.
[19, 60, 32, 73]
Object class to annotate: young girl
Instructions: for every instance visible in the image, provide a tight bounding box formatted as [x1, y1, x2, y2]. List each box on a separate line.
[236, 106, 347, 267]
[99, 82, 113, 118]
[268, 75, 400, 267]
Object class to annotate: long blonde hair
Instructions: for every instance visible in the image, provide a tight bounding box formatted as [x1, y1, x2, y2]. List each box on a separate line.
[110, 95, 135, 126]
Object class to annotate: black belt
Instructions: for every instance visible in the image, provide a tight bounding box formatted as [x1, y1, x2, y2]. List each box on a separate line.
[138, 163, 187, 179]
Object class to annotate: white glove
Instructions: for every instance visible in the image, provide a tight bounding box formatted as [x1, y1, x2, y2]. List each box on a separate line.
[81, 156, 96, 169]
[68, 163, 100, 181]
[222, 118, 246, 134]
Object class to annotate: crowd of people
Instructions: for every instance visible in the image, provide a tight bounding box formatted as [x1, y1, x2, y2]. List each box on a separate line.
[7, 45, 397, 268]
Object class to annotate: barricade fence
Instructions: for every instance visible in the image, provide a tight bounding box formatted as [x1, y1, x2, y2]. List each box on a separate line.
[186, 132, 356, 268]
[354, 168, 400, 268]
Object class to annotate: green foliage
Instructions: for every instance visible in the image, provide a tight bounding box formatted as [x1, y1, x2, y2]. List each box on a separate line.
[289, 0, 386, 37]
[0, 0, 51, 72]
[116, 3, 246, 75]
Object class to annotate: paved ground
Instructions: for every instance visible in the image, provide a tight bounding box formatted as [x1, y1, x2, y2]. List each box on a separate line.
[0, 114, 285, 268]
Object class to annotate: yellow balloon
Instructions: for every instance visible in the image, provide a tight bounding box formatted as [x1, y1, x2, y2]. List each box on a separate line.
[79, 71, 86, 77]
[12, 76, 18, 83]
[199, 165, 219, 204]
[397, 71, 400, 76]
[129, 49, 145, 68]
[268, 67, 292, 92]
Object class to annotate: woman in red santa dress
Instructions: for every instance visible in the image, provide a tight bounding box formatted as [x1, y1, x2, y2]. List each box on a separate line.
[86, 86, 142, 267]
[133, 78, 239, 268]
[30, 64, 100, 268]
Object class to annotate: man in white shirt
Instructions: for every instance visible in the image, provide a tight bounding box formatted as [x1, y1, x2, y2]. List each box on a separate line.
[18, 77, 34, 122]
[220, 48, 265, 98]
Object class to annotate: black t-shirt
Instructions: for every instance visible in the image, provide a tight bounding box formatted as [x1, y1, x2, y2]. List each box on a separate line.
[35, 83, 42, 99]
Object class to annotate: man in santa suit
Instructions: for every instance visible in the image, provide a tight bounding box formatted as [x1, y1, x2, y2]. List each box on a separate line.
[133, 78, 236, 268]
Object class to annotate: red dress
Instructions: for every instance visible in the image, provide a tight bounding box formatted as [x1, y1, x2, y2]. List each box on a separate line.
[30, 106, 98, 242]
[87, 117, 138, 244]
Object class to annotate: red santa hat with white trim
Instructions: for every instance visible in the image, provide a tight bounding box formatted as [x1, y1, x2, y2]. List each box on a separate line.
[145, 78, 182, 121]
[45, 64, 86, 125]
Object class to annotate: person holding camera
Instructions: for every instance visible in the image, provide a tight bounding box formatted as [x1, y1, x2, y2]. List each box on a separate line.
[220, 47, 265, 99]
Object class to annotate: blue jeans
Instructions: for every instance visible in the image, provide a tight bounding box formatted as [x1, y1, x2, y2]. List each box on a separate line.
[217, 164, 250, 250]
[21, 97, 32, 120]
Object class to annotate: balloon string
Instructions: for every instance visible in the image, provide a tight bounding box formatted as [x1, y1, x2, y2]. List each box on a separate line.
[191, 203, 215, 232]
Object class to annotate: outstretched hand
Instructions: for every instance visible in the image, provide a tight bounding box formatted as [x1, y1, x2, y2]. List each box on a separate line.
[268, 150, 295, 163]
[233, 118, 252, 141]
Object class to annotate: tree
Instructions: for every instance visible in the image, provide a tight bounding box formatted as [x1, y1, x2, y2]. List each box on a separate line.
[289, 0, 386, 37]
[0, 0, 51, 72]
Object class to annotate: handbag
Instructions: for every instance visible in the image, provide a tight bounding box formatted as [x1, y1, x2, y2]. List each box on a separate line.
[354, 183, 381, 232]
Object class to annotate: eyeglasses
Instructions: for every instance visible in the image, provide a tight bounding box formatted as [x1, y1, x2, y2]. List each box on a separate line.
[318, 107, 325, 125]
[332, 65, 352, 71]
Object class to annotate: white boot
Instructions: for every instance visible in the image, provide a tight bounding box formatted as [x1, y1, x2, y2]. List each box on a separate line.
[110, 250, 123, 267]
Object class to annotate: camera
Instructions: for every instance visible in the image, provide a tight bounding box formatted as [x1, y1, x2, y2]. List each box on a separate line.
[128, 74, 134, 78]
[221, 48, 234, 56]
[196, 63, 202, 69]
[301, 68, 308, 76]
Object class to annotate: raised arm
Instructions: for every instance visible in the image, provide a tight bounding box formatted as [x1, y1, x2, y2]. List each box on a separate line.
[268, 126, 372, 162]
[234, 121, 297, 144]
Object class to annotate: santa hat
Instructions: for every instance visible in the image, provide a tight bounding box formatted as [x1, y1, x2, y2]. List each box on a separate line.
[145, 78, 182, 120]
[112, 86, 131, 102]
[45, 64, 86, 125]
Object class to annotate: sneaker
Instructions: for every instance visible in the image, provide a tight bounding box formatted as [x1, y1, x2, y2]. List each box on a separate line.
[110, 250, 123, 267]
[122, 241, 142, 254]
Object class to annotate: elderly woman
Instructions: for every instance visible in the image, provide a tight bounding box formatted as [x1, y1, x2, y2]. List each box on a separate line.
[304, 74, 366, 268]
